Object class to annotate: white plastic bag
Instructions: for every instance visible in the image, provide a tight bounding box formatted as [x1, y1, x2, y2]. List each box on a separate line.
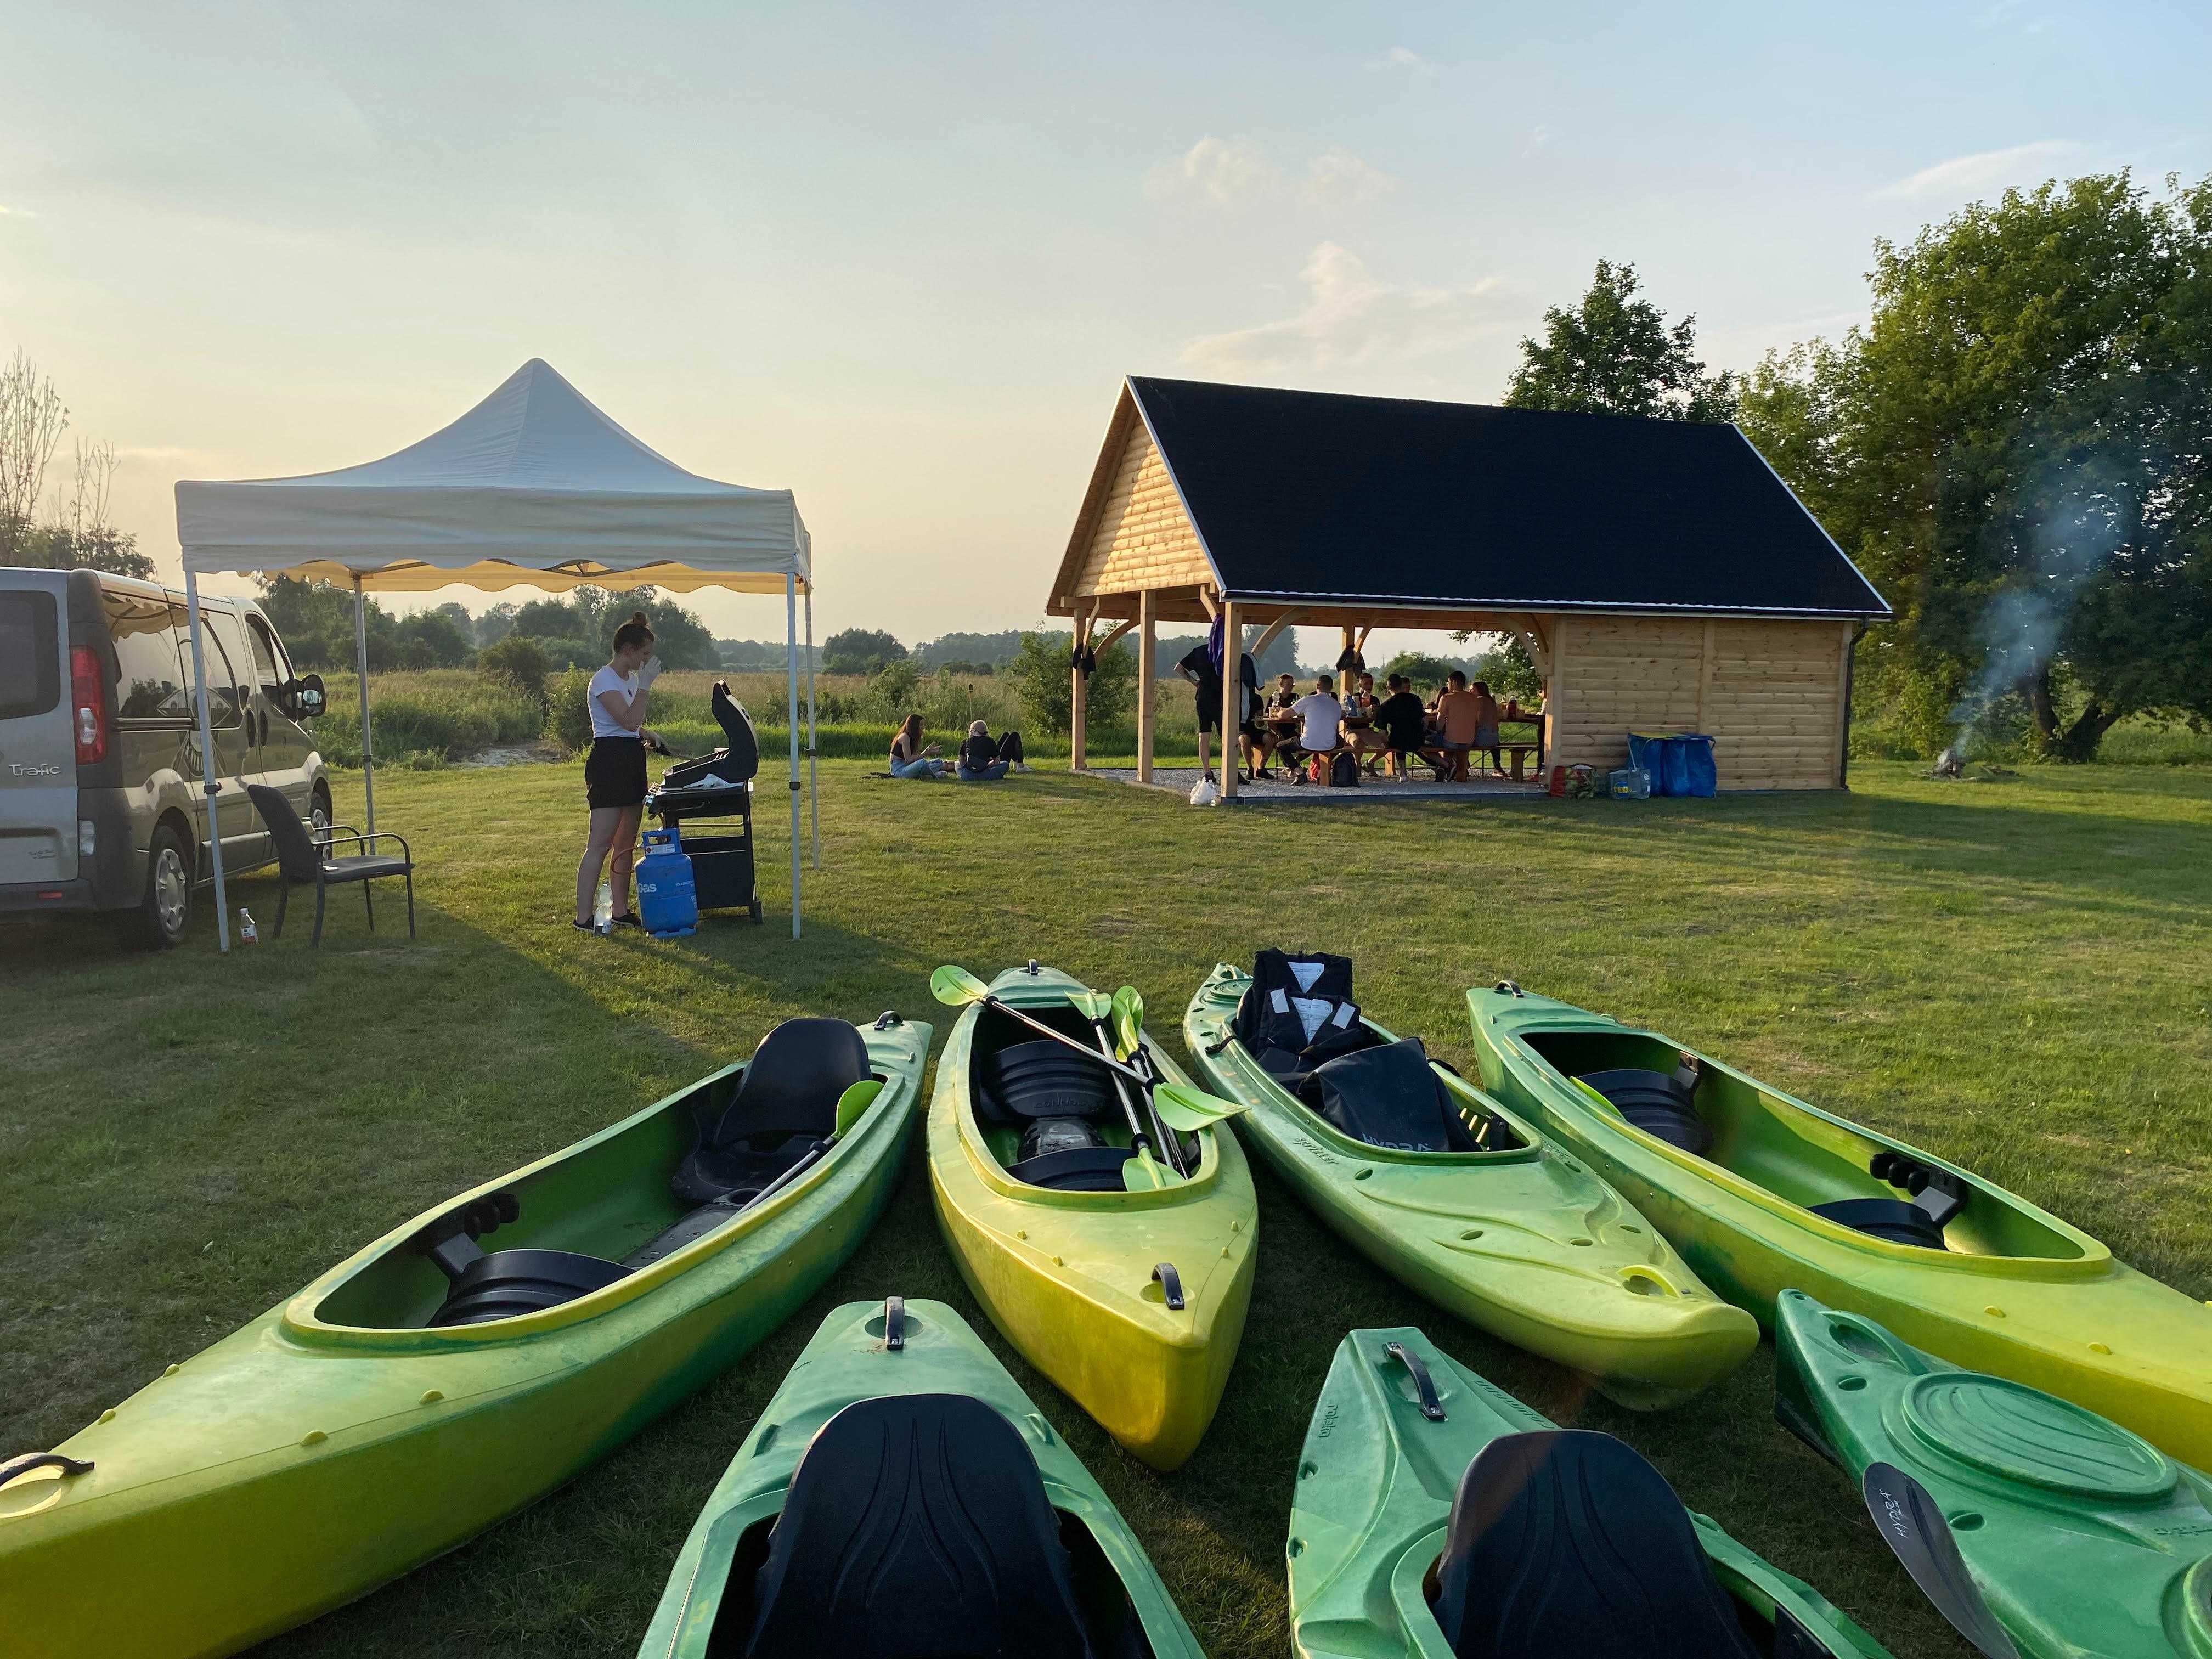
[1189, 776, 1221, 807]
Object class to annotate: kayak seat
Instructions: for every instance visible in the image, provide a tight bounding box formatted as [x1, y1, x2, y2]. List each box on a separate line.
[673, 1018, 873, 1206]
[428, 1247, 630, 1327]
[1007, 1146, 1136, 1192]
[742, 1393, 1097, 1659]
[1298, 1040, 1480, 1153]
[1576, 1069, 1713, 1156]
[1429, 1429, 1762, 1659]
[1808, 1197, 1950, 1250]
[975, 1039, 1116, 1126]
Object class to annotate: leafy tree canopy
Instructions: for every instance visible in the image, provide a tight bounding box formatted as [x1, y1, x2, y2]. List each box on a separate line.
[1504, 259, 1738, 423]
[1008, 629, 1136, 734]
[821, 627, 907, 675]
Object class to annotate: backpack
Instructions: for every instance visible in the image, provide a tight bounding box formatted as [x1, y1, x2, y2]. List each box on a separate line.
[1329, 751, 1361, 788]
[1306, 754, 1330, 786]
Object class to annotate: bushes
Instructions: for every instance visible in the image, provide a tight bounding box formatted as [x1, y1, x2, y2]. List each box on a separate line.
[316, 672, 545, 764]
[1007, 630, 1135, 734]
[478, 635, 551, 703]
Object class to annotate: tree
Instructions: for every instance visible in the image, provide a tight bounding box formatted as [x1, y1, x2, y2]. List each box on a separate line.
[0, 348, 68, 562]
[1741, 171, 2212, 760]
[1008, 630, 1136, 734]
[822, 628, 907, 675]
[256, 575, 401, 669]
[478, 634, 551, 702]
[475, 602, 520, 646]
[1504, 260, 1737, 422]
[510, 597, 583, 640]
[394, 610, 475, 668]
[1381, 650, 1460, 690]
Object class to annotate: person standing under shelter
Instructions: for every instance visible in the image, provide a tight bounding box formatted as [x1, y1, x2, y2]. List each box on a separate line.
[1175, 634, 1225, 784]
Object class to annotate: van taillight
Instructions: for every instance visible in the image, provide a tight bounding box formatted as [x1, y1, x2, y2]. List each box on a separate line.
[71, 645, 109, 764]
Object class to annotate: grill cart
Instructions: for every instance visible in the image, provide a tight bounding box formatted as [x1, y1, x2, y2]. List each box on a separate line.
[644, 681, 764, 924]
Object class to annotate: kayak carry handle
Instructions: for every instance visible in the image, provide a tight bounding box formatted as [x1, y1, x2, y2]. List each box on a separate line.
[1494, 980, 1523, 997]
[1384, 1340, 1447, 1421]
[1203, 1031, 1236, 1056]
[884, 1296, 905, 1351]
[1, 1452, 94, 1485]
[1152, 1263, 1186, 1311]
[873, 1010, 902, 1029]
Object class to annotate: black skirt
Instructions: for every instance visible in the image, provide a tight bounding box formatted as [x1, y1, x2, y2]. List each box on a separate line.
[584, 736, 647, 809]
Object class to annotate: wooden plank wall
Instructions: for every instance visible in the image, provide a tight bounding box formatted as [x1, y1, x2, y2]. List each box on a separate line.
[1555, 615, 1848, 790]
[1071, 424, 1212, 596]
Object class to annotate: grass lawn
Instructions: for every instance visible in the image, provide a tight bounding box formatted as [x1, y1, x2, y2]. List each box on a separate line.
[7, 758, 2210, 1658]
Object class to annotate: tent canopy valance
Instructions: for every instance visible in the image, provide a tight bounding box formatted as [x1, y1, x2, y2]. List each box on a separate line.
[171, 357, 820, 951]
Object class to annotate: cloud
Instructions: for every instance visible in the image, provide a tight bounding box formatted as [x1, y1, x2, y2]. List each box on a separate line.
[1178, 243, 1503, 380]
[1870, 139, 2078, 203]
[1377, 45, 1434, 73]
[1146, 139, 1399, 208]
[1144, 137, 1280, 205]
[1301, 149, 1399, 204]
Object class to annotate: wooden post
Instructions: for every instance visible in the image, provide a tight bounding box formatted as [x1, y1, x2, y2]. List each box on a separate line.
[1833, 619, 1855, 788]
[1137, 590, 1157, 783]
[1697, 618, 1716, 735]
[1547, 617, 1569, 774]
[1070, 605, 1088, 772]
[1219, 599, 1239, 800]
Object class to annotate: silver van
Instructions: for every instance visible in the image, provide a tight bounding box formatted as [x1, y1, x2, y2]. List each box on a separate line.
[1, 567, 330, 947]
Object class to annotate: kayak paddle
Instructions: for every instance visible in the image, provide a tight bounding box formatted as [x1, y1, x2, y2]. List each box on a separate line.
[1861, 1463, 2023, 1659]
[930, 966, 1152, 1089]
[1101, 985, 1187, 1177]
[1070, 988, 1178, 1187]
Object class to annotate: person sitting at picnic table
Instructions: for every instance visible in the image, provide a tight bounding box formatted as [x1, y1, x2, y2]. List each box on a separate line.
[1264, 672, 1302, 770]
[888, 713, 947, 778]
[1341, 670, 1390, 775]
[1374, 673, 1429, 778]
[1285, 673, 1346, 784]
[955, 720, 1026, 781]
[1428, 672, 1487, 781]
[1468, 679, 1505, 778]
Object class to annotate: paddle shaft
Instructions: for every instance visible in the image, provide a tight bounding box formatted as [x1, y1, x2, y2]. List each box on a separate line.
[1115, 1026, 1187, 1176]
[1084, 1014, 1161, 1164]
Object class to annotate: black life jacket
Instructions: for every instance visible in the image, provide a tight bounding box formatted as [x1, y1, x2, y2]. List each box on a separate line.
[1235, 950, 1368, 1074]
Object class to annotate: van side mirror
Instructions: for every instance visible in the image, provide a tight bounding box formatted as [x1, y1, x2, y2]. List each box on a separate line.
[286, 674, 326, 720]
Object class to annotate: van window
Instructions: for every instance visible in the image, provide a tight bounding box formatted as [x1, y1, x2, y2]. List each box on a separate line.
[185, 620, 245, 729]
[0, 591, 60, 720]
[105, 592, 192, 721]
[245, 614, 287, 697]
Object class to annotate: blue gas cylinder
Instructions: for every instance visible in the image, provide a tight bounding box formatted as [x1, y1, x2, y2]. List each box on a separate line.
[635, 828, 698, 937]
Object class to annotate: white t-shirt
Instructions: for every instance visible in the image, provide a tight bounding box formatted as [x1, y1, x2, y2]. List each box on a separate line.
[1291, 692, 1344, 751]
[588, 665, 642, 740]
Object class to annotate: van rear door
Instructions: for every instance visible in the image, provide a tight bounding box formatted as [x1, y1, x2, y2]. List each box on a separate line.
[0, 575, 76, 884]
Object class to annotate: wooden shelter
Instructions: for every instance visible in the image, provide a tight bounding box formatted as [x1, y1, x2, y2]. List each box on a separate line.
[1046, 377, 1891, 797]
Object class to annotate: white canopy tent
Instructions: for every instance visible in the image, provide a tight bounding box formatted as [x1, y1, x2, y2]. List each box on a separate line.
[174, 358, 821, 951]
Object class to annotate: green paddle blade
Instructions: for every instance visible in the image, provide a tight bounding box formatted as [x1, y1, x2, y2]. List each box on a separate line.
[1109, 986, 1144, 1062]
[1153, 1081, 1247, 1132]
[929, 964, 990, 1007]
[1121, 1147, 1174, 1190]
[832, 1077, 883, 1136]
[1067, 986, 1111, 1022]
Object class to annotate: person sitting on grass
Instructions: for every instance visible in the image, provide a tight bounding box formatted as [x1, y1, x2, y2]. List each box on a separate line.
[1374, 673, 1429, 779]
[1286, 673, 1346, 785]
[956, 720, 1027, 780]
[889, 713, 947, 778]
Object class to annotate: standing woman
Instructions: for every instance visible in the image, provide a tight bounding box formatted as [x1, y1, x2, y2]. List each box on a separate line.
[574, 611, 663, 930]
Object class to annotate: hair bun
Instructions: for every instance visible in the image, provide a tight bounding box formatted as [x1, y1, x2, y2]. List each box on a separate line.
[628, 610, 650, 626]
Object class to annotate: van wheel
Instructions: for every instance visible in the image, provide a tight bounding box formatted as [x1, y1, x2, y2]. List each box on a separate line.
[127, 824, 194, 950]
[309, 783, 333, 845]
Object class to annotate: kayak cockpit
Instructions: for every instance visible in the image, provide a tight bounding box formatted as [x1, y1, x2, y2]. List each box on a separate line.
[695, 1395, 1166, 1657]
[1521, 1028, 2085, 1261]
[308, 1020, 891, 1333]
[967, 1000, 1201, 1193]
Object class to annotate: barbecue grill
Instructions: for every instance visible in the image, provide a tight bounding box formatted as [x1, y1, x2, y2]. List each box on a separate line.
[644, 681, 763, 923]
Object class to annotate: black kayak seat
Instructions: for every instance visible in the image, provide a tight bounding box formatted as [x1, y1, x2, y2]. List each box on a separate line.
[1809, 1197, 1950, 1250]
[1006, 1146, 1136, 1192]
[975, 1039, 1115, 1125]
[1300, 1040, 1479, 1154]
[673, 1018, 873, 1206]
[743, 1394, 1098, 1659]
[1576, 1069, 1713, 1156]
[428, 1248, 629, 1327]
[1429, 1430, 1762, 1659]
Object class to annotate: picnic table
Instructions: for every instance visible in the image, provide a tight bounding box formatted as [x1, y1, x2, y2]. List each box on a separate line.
[1261, 705, 1547, 780]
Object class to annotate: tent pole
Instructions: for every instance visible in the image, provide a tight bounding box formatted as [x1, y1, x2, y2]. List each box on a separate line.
[785, 574, 802, 939]
[804, 585, 819, 870]
[184, 572, 231, 953]
[354, 576, 375, 834]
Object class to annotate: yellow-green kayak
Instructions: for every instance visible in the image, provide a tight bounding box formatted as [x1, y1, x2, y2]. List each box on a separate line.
[1469, 981, 2212, 1471]
[0, 1014, 931, 1659]
[927, 963, 1256, 1470]
[1185, 964, 1753, 1409]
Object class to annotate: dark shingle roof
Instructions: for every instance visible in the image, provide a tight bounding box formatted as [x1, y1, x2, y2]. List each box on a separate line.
[1127, 376, 1890, 618]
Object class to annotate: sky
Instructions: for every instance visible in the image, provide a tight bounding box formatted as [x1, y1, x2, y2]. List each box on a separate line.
[4, 1, 2208, 658]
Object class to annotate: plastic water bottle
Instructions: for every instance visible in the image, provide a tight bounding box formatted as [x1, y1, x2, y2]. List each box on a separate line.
[238, 907, 258, 945]
[593, 879, 613, 934]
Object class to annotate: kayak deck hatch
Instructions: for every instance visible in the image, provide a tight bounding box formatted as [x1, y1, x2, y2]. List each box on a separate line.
[1516, 1026, 2084, 1261]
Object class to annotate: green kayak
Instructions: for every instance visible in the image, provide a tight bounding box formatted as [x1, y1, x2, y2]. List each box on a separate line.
[1184, 962, 1755, 1409]
[1466, 983, 2212, 1474]
[1289, 1324, 1892, 1659]
[1776, 1289, 2212, 1659]
[634, 1297, 1206, 1659]
[0, 1015, 929, 1659]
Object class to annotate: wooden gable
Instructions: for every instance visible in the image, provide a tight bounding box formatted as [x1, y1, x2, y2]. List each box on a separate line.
[1049, 385, 1215, 614]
